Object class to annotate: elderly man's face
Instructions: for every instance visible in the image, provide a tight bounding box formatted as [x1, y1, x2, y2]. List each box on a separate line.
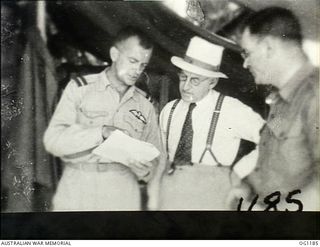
[112, 36, 152, 87]
[179, 70, 217, 103]
[240, 28, 271, 85]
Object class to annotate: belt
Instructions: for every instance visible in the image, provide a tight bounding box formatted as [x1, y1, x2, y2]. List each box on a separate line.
[167, 161, 193, 175]
[66, 162, 129, 173]
[167, 162, 222, 175]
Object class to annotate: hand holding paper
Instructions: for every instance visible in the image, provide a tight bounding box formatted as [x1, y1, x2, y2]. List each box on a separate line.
[129, 159, 153, 181]
[93, 130, 160, 167]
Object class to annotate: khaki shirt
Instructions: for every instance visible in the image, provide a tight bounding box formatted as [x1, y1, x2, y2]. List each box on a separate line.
[44, 68, 162, 164]
[247, 64, 320, 199]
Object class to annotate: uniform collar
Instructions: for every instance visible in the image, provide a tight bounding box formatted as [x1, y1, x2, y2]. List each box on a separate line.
[279, 62, 315, 102]
[123, 85, 138, 102]
[96, 67, 137, 101]
[96, 67, 111, 91]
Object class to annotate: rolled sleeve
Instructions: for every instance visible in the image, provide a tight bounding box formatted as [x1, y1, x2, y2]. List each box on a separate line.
[229, 99, 265, 178]
[231, 99, 265, 144]
[233, 149, 259, 179]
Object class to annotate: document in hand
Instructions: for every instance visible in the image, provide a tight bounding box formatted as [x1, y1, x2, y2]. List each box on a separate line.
[92, 130, 160, 166]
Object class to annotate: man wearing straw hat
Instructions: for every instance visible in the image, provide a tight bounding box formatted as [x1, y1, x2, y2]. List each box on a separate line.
[155, 36, 264, 210]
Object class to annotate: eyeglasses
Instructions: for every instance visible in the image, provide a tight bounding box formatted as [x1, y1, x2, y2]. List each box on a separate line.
[178, 73, 208, 86]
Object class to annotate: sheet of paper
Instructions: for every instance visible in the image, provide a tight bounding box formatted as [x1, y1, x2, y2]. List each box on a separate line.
[92, 130, 160, 166]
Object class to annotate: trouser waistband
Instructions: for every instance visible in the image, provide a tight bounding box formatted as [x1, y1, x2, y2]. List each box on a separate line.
[65, 162, 129, 173]
[168, 161, 224, 175]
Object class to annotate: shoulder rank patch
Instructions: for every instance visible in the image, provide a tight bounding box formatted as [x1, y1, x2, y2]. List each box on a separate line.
[73, 75, 88, 87]
[129, 109, 147, 124]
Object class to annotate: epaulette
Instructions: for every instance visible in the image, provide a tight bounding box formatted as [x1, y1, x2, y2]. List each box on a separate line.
[72, 75, 89, 87]
[135, 87, 153, 103]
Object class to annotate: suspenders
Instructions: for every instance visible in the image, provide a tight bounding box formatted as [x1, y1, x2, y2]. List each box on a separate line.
[166, 93, 225, 166]
[199, 93, 224, 165]
[166, 99, 180, 154]
[72, 75, 88, 87]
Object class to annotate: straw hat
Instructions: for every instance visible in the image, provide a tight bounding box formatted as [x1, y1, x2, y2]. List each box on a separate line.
[171, 36, 227, 78]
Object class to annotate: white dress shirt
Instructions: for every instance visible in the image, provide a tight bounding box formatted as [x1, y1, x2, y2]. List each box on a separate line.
[160, 90, 265, 178]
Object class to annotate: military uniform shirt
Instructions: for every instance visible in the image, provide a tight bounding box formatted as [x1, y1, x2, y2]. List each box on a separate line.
[247, 63, 320, 200]
[44, 68, 161, 164]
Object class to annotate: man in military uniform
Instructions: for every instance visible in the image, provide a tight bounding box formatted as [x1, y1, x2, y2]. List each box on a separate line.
[229, 7, 319, 211]
[44, 27, 162, 211]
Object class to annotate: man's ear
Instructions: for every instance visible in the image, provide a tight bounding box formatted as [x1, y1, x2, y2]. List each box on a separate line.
[110, 46, 119, 62]
[209, 78, 218, 89]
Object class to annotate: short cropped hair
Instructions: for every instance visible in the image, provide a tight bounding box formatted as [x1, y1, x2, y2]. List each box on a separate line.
[113, 26, 154, 50]
[241, 7, 302, 44]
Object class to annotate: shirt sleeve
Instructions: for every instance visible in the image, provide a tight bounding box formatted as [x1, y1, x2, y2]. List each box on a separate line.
[139, 103, 165, 181]
[142, 104, 162, 153]
[228, 99, 265, 178]
[147, 105, 170, 208]
[43, 80, 103, 157]
[233, 149, 259, 179]
[159, 103, 170, 154]
[229, 98, 265, 144]
[302, 85, 320, 172]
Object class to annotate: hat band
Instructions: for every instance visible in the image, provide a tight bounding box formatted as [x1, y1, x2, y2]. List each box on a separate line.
[184, 55, 220, 72]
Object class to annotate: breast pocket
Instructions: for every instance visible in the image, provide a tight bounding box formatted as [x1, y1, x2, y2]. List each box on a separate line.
[269, 115, 300, 141]
[77, 108, 109, 127]
[269, 117, 308, 164]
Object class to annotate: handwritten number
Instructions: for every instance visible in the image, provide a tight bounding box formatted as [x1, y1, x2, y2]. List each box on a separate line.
[237, 197, 244, 211]
[263, 191, 281, 211]
[285, 189, 303, 211]
[248, 195, 259, 211]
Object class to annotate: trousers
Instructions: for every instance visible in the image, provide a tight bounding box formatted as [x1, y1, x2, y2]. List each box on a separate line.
[52, 163, 140, 211]
[159, 164, 240, 210]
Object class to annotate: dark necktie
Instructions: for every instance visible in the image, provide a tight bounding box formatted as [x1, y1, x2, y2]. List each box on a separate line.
[173, 103, 196, 166]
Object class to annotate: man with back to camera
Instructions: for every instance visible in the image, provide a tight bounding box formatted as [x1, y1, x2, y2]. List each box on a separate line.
[229, 7, 319, 211]
[44, 27, 163, 211]
[150, 36, 265, 210]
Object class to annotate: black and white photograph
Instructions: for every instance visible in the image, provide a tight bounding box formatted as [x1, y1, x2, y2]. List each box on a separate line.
[1, 0, 319, 240]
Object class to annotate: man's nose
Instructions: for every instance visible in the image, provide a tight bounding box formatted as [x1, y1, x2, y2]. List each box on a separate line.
[243, 57, 249, 69]
[182, 77, 192, 90]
